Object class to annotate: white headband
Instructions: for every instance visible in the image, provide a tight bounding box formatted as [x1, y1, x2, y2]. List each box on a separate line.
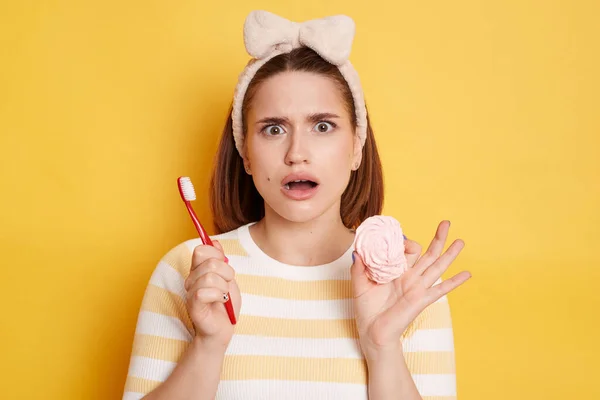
[231, 10, 368, 157]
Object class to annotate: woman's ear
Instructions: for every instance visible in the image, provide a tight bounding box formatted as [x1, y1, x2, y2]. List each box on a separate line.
[243, 157, 252, 175]
[242, 147, 252, 175]
[241, 141, 252, 175]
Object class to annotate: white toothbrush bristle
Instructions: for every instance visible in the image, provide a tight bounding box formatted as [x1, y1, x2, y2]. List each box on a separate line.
[179, 177, 196, 201]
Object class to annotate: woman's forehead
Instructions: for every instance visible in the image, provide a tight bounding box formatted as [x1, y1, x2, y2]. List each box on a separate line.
[249, 71, 349, 118]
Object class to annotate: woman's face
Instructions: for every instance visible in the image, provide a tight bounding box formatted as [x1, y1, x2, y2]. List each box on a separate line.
[244, 71, 362, 224]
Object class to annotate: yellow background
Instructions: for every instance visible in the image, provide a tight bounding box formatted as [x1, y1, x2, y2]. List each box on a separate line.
[1, 0, 598, 399]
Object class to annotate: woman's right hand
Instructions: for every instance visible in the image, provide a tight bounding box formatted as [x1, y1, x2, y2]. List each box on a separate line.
[184, 240, 241, 347]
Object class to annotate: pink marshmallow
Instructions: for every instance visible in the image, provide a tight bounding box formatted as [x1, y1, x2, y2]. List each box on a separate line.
[354, 215, 408, 284]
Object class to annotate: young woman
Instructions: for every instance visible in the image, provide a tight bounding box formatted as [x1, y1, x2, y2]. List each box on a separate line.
[123, 10, 471, 400]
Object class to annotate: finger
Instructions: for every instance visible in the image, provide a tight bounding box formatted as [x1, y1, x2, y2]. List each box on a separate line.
[426, 271, 472, 303]
[404, 238, 422, 269]
[191, 245, 226, 271]
[187, 271, 230, 295]
[191, 287, 230, 305]
[185, 258, 235, 290]
[212, 240, 224, 252]
[350, 251, 366, 282]
[212, 240, 230, 264]
[350, 252, 376, 296]
[422, 239, 465, 287]
[413, 220, 451, 275]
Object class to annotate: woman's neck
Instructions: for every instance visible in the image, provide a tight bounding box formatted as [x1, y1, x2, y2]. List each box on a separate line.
[249, 204, 355, 266]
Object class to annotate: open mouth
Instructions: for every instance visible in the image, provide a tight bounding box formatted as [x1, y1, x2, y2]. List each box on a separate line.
[283, 180, 319, 190]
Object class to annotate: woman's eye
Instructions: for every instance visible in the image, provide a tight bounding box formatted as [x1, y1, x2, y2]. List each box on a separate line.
[264, 125, 284, 135]
[314, 121, 335, 133]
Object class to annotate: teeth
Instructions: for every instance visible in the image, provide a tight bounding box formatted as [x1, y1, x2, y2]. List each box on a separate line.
[283, 179, 316, 190]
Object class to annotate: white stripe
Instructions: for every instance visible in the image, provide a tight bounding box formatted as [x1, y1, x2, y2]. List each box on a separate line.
[128, 356, 176, 382]
[149, 261, 186, 299]
[211, 230, 239, 240]
[229, 255, 351, 281]
[226, 335, 363, 359]
[135, 311, 192, 341]
[241, 294, 353, 319]
[402, 328, 455, 352]
[228, 258, 451, 297]
[216, 380, 368, 400]
[122, 392, 144, 400]
[413, 374, 456, 396]
[226, 331, 453, 359]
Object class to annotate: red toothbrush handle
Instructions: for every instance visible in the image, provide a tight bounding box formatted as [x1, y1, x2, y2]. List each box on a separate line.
[184, 202, 236, 324]
[184, 202, 229, 263]
[224, 293, 236, 324]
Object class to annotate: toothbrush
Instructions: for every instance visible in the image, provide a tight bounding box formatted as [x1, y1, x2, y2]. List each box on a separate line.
[177, 176, 237, 325]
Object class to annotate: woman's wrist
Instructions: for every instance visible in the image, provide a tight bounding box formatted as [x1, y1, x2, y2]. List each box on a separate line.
[361, 340, 404, 366]
[362, 343, 422, 400]
[192, 335, 230, 358]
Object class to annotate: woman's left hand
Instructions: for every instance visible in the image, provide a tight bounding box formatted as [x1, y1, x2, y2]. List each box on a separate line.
[351, 220, 471, 358]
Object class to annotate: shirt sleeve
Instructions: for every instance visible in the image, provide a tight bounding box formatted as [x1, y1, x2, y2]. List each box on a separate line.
[122, 242, 195, 400]
[401, 280, 458, 400]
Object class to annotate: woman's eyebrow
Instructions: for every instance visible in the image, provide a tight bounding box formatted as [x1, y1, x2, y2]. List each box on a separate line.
[307, 112, 340, 123]
[255, 116, 290, 125]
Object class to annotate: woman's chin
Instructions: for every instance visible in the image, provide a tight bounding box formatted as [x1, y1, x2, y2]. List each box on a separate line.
[269, 203, 330, 224]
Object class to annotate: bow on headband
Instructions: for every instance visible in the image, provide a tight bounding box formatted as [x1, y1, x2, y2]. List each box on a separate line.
[243, 10, 356, 66]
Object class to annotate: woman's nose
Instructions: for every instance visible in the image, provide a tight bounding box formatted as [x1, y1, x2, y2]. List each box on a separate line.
[284, 132, 310, 166]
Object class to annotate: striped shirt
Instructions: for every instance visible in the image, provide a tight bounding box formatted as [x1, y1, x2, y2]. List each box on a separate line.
[123, 223, 457, 399]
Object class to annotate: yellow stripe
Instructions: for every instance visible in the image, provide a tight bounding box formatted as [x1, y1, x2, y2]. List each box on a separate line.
[402, 301, 452, 339]
[140, 284, 194, 334]
[161, 239, 247, 279]
[218, 239, 248, 256]
[235, 315, 359, 338]
[123, 375, 161, 394]
[236, 274, 352, 300]
[222, 355, 367, 383]
[221, 352, 454, 382]
[162, 242, 192, 278]
[403, 351, 455, 374]
[132, 334, 190, 362]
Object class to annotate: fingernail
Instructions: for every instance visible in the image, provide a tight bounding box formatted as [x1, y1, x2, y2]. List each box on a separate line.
[224, 256, 229, 263]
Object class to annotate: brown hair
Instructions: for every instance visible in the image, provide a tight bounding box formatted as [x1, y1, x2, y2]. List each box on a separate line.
[210, 47, 384, 234]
